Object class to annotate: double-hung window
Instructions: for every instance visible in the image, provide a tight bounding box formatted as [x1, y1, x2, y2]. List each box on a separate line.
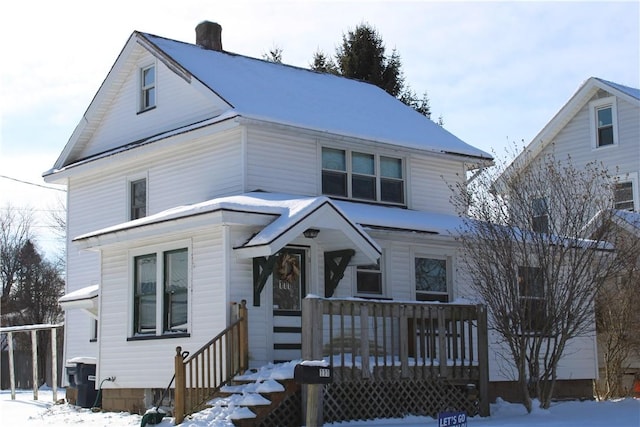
[531, 197, 549, 233]
[517, 266, 545, 333]
[321, 147, 405, 205]
[614, 181, 634, 211]
[132, 247, 189, 338]
[356, 259, 383, 297]
[414, 256, 449, 302]
[590, 97, 618, 149]
[140, 64, 156, 111]
[130, 178, 147, 220]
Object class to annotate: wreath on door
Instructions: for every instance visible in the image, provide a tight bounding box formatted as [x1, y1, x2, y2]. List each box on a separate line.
[277, 253, 300, 284]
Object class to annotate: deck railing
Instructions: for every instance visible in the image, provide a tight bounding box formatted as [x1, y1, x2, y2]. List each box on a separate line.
[174, 300, 248, 424]
[302, 296, 489, 415]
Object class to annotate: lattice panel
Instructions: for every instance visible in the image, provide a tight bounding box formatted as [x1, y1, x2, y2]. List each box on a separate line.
[323, 378, 479, 423]
[258, 390, 302, 427]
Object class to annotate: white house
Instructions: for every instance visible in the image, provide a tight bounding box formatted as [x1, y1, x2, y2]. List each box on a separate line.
[44, 22, 600, 418]
[503, 77, 640, 213]
[499, 77, 640, 397]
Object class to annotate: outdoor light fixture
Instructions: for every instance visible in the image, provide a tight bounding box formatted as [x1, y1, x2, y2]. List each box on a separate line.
[303, 228, 320, 239]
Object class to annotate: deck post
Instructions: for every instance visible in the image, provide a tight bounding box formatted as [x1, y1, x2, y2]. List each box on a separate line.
[31, 329, 38, 400]
[399, 305, 409, 378]
[476, 304, 490, 416]
[301, 297, 326, 426]
[437, 307, 448, 378]
[360, 303, 370, 378]
[8, 331, 15, 400]
[238, 300, 248, 372]
[51, 328, 58, 401]
[174, 346, 186, 424]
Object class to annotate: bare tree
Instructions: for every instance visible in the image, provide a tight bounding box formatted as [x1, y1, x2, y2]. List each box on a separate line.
[594, 216, 640, 399]
[1, 204, 34, 313]
[451, 147, 639, 411]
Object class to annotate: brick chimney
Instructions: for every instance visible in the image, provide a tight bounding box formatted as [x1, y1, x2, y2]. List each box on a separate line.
[195, 21, 223, 51]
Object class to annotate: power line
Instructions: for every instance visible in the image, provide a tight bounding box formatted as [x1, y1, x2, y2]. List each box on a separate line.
[0, 174, 66, 192]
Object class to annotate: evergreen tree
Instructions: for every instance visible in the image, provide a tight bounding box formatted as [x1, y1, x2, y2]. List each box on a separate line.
[335, 24, 404, 97]
[310, 49, 338, 74]
[262, 46, 283, 63]
[311, 23, 440, 120]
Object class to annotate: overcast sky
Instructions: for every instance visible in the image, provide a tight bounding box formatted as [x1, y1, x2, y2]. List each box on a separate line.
[1, 0, 639, 255]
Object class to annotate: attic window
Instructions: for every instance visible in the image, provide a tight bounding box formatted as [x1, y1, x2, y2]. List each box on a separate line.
[589, 96, 618, 149]
[140, 65, 156, 111]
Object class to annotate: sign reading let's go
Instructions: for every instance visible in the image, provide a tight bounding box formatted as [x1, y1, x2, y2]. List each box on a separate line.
[438, 411, 467, 427]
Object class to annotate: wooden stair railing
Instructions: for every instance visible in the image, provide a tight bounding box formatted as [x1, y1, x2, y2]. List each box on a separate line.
[174, 300, 248, 424]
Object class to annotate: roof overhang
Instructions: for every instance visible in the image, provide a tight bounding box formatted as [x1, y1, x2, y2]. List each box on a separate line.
[58, 284, 99, 319]
[234, 199, 381, 265]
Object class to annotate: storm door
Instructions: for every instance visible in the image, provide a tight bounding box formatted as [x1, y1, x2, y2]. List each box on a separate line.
[272, 247, 306, 362]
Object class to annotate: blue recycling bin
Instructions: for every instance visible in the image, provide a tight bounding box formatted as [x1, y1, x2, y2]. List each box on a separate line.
[74, 362, 100, 408]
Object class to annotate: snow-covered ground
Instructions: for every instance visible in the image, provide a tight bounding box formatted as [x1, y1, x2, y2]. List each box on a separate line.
[2, 387, 638, 427]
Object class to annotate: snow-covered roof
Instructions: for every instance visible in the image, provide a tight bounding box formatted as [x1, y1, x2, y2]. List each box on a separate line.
[74, 192, 383, 265]
[595, 77, 640, 101]
[58, 284, 99, 318]
[58, 284, 99, 304]
[336, 200, 465, 236]
[140, 32, 492, 161]
[74, 192, 468, 243]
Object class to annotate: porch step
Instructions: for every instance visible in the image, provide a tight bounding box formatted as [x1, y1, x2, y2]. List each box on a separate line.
[205, 367, 300, 427]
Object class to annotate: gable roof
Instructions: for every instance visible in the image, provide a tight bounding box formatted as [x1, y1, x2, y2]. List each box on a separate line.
[498, 77, 640, 186]
[47, 30, 492, 174]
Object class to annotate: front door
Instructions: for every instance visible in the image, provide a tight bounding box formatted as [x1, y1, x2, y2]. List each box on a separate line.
[272, 247, 306, 363]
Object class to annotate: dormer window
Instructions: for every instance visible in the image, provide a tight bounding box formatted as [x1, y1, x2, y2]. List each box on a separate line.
[589, 96, 618, 149]
[321, 147, 405, 205]
[140, 65, 156, 111]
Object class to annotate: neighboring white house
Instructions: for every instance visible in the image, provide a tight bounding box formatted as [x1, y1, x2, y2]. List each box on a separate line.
[44, 22, 601, 413]
[503, 77, 640, 214]
[498, 77, 640, 396]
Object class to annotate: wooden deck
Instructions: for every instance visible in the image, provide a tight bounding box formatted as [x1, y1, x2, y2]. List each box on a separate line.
[174, 297, 489, 424]
[301, 297, 490, 421]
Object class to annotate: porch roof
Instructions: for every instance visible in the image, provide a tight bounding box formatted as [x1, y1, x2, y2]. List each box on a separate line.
[58, 284, 99, 319]
[73, 192, 381, 265]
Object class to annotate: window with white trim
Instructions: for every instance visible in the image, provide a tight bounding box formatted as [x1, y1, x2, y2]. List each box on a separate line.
[517, 266, 545, 333]
[614, 181, 635, 211]
[322, 147, 405, 205]
[140, 64, 156, 111]
[531, 197, 549, 233]
[589, 97, 618, 149]
[356, 259, 383, 296]
[132, 247, 189, 337]
[414, 256, 450, 302]
[129, 178, 147, 220]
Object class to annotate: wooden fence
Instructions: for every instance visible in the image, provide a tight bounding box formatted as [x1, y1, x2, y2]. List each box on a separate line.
[0, 324, 64, 402]
[174, 300, 248, 424]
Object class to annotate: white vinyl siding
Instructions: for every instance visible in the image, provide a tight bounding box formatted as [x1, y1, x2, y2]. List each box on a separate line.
[245, 127, 318, 195]
[97, 228, 226, 389]
[74, 48, 227, 163]
[409, 156, 465, 214]
[537, 94, 639, 181]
